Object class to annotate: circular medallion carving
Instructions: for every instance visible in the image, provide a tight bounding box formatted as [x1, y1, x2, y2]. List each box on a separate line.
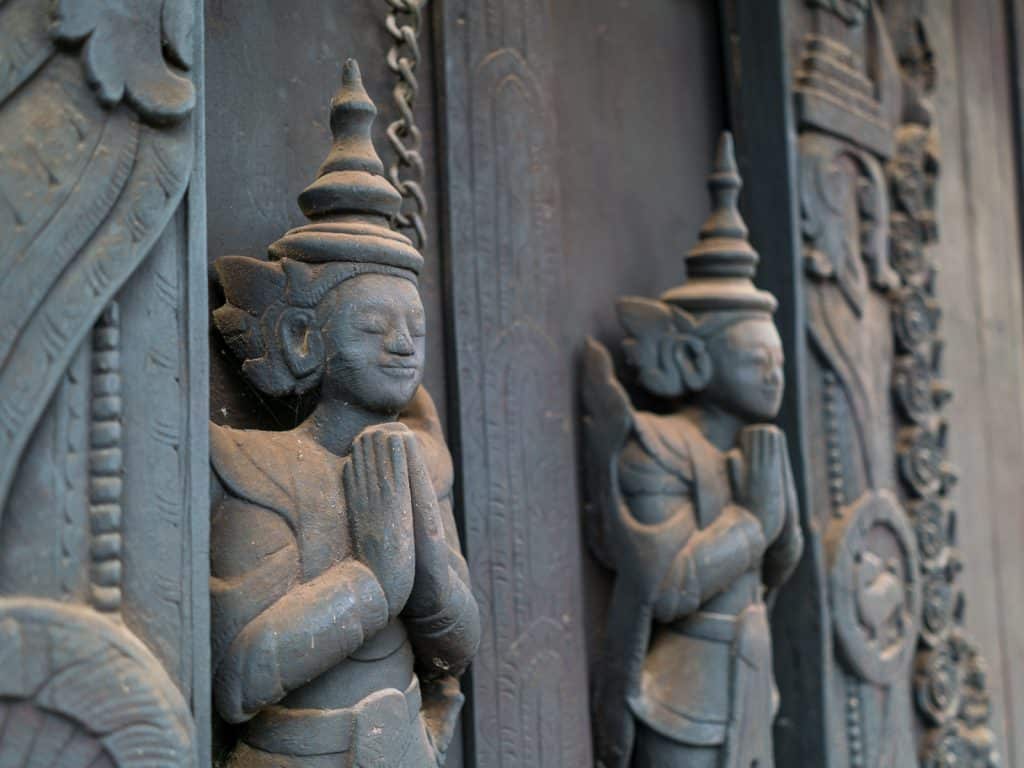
[827, 490, 920, 685]
[0, 598, 196, 766]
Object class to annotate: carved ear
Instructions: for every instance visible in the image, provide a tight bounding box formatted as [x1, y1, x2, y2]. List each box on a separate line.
[617, 297, 685, 397]
[278, 307, 324, 382]
[672, 335, 712, 393]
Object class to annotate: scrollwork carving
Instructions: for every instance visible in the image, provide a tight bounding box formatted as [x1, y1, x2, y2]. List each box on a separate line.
[0, 0, 195, 512]
[0, 598, 196, 766]
[882, 12, 1001, 760]
[914, 638, 962, 727]
[51, 0, 196, 124]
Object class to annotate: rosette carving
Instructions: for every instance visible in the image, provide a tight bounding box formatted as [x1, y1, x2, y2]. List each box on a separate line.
[893, 285, 939, 352]
[914, 639, 962, 726]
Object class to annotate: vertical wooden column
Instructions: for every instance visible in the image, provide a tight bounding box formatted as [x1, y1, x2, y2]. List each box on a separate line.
[719, 3, 830, 766]
[437, 2, 593, 765]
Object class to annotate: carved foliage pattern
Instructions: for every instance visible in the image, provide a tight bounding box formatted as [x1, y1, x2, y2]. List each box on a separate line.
[887, 114, 999, 767]
[0, 600, 195, 766]
[0, 0, 195, 511]
[794, 2, 1000, 764]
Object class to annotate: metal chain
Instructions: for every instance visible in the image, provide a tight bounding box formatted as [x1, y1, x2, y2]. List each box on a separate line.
[384, 0, 428, 249]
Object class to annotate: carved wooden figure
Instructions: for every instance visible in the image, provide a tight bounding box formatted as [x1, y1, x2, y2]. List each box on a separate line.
[209, 60, 480, 767]
[582, 133, 804, 768]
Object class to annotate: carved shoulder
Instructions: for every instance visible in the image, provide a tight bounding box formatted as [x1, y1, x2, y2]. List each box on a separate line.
[210, 496, 297, 581]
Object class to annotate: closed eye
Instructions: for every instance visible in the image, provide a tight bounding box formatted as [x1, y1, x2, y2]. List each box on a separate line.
[408, 313, 426, 338]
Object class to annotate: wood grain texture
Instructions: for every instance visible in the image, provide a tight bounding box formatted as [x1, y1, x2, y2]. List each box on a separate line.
[931, 1, 1024, 764]
[438, 1, 593, 764]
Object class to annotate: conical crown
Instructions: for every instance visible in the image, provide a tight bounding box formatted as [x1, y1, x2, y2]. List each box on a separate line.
[661, 132, 775, 313]
[268, 59, 422, 273]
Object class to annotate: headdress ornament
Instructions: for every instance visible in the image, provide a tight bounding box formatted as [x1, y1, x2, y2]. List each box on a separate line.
[660, 132, 776, 314]
[267, 59, 422, 274]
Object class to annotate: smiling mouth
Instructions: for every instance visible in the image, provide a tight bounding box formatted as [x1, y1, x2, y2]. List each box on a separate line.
[379, 364, 419, 379]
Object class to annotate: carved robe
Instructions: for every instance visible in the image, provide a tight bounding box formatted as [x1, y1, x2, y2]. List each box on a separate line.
[209, 389, 477, 767]
[596, 411, 802, 768]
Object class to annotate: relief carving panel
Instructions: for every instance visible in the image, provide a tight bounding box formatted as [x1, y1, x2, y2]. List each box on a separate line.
[792, 1, 1000, 765]
[0, 0, 204, 764]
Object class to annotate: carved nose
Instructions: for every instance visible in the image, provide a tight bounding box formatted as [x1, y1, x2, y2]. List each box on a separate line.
[386, 328, 415, 356]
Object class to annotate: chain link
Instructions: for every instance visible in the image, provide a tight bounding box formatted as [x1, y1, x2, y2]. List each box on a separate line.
[384, 0, 428, 249]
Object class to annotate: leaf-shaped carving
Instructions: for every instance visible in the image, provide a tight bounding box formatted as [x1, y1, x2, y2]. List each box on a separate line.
[51, 0, 195, 124]
[0, 598, 196, 766]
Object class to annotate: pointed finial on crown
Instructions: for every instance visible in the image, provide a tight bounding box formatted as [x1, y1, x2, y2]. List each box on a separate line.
[268, 58, 422, 273]
[661, 131, 776, 313]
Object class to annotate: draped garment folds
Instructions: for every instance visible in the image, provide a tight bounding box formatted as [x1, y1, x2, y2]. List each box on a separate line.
[595, 411, 782, 768]
[209, 389, 476, 767]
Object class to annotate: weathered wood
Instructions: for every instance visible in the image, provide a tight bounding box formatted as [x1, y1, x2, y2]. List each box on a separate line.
[550, 0, 726, 695]
[726, 1, 1009, 765]
[582, 132, 804, 768]
[935, 1, 1024, 764]
[0, 0, 208, 764]
[720, 3, 828, 764]
[437, 2, 594, 765]
[206, 62, 478, 767]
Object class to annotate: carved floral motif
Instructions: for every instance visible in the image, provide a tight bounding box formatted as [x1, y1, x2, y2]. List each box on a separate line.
[884, 14, 1001, 759]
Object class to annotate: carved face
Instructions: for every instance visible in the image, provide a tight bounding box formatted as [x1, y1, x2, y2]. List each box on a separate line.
[318, 273, 426, 412]
[703, 318, 784, 422]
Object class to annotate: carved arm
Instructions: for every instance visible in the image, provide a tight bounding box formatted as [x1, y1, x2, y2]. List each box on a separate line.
[210, 498, 390, 724]
[648, 502, 767, 623]
[400, 387, 482, 679]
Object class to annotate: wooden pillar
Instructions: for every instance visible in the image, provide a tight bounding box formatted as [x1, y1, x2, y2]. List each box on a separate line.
[437, 2, 594, 764]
